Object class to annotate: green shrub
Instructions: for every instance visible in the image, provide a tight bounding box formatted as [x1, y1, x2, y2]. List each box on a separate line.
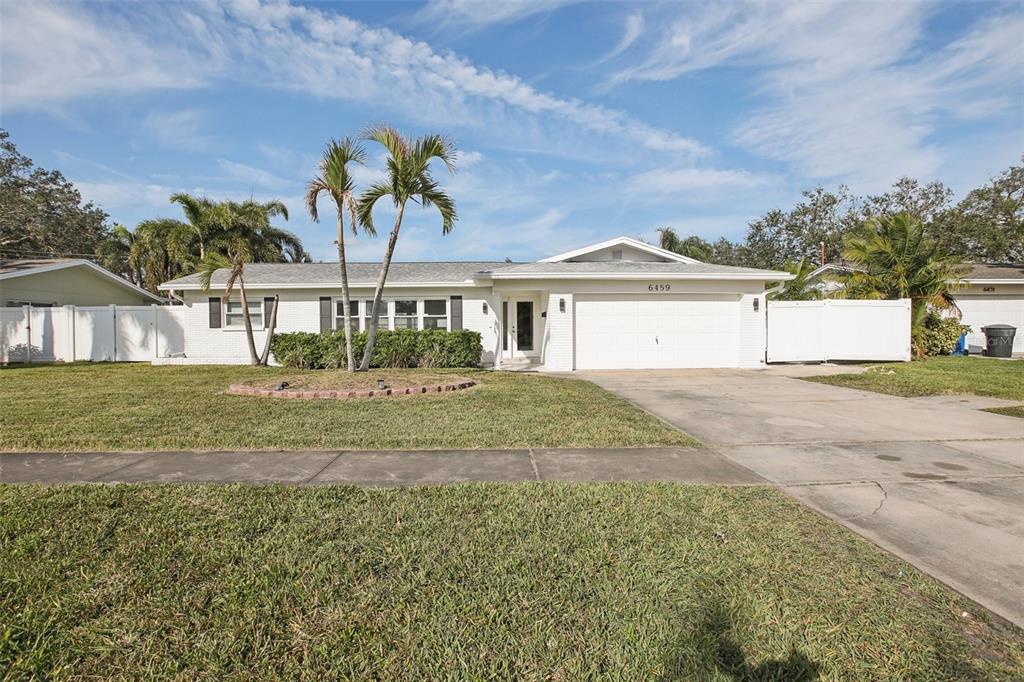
[915, 313, 971, 357]
[270, 329, 482, 369]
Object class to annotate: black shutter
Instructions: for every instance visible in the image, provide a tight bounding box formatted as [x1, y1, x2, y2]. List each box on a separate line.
[449, 295, 463, 331]
[263, 297, 274, 329]
[319, 297, 332, 332]
[208, 297, 221, 328]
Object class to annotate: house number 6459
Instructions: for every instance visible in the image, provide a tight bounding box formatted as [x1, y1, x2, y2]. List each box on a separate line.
[648, 284, 671, 292]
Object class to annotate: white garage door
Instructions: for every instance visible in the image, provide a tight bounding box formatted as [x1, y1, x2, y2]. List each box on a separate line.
[957, 295, 1024, 353]
[574, 294, 741, 369]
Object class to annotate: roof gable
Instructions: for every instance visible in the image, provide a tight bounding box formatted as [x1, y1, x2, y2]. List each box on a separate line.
[0, 259, 163, 303]
[539, 236, 700, 264]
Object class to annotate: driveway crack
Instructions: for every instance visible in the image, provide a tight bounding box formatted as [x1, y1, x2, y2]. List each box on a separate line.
[871, 480, 888, 515]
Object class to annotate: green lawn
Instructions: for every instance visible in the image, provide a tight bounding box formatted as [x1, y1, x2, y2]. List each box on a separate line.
[0, 363, 693, 451]
[806, 356, 1024, 416]
[2, 484, 1021, 680]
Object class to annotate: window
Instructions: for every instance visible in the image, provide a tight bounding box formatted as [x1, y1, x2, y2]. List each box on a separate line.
[224, 299, 263, 328]
[612, 249, 623, 260]
[8, 301, 54, 307]
[423, 299, 448, 330]
[364, 300, 390, 331]
[335, 299, 359, 333]
[394, 300, 418, 329]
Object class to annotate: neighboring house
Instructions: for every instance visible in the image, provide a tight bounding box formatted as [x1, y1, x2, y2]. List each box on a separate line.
[957, 264, 1024, 354]
[158, 236, 792, 369]
[0, 259, 163, 307]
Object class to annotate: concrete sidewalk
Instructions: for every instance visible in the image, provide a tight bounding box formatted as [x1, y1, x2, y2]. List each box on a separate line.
[0, 447, 763, 486]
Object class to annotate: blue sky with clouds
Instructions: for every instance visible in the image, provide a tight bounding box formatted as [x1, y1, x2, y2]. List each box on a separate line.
[2, 0, 1022, 262]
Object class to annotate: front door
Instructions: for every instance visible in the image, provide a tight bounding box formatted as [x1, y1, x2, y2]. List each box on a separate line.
[504, 299, 535, 357]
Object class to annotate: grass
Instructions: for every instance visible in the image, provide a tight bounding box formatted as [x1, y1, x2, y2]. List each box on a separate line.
[806, 356, 1024, 417]
[0, 363, 694, 451]
[2, 484, 1021, 680]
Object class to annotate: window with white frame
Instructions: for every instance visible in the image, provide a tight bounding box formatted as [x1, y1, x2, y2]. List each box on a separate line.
[334, 299, 360, 333]
[423, 299, 448, 329]
[364, 299, 390, 330]
[224, 299, 263, 328]
[394, 299, 418, 329]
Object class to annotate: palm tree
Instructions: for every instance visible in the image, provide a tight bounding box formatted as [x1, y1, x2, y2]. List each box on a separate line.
[168, 193, 219, 266]
[355, 125, 457, 371]
[657, 226, 682, 252]
[198, 237, 261, 366]
[96, 224, 140, 285]
[769, 258, 823, 301]
[835, 213, 965, 348]
[305, 138, 369, 372]
[130, 219, 188, 295]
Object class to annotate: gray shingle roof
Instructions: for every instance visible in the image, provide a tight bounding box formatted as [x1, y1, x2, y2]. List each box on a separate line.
[0, 258, 74, 274]
[964, 263, 1024, 280]
[160, 262, 516, 289]
[487, 261, 790, 278]
[160, 258, 791, 288]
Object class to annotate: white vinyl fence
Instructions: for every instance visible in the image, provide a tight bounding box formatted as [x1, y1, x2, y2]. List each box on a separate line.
[767, 299, 912, 363]
[0, 305, 186, 364]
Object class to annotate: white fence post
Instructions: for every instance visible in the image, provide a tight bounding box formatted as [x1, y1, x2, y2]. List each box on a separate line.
[23, 304, 31, 364]
[152, 304, 160, 360]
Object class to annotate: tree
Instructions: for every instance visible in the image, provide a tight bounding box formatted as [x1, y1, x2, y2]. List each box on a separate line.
[96, 224, 139, 285]
[0, 129, 109, 257]
[861, 177, 953, 226]
[356, 126, 457, 371]
[167, 194, 308, 274]
[835, 213, 966, 353]
[768, 258, 823, 301]
[742, 187, 859, 269]
[657, 227, 714, 261]
[198, 238, 264, 366]
[931, 159, 1023, 263]
[305, 138, 369, 372]
[130, 219, 187, 295]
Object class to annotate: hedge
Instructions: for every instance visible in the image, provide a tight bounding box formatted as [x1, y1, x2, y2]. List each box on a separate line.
[915, 313, 971, 357]
[270, 329, 483, 369]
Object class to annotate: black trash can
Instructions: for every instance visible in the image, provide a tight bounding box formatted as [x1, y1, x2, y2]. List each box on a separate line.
[982, 325, 1016, 358]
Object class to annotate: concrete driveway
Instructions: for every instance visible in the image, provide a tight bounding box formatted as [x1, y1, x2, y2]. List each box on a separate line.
[583, 367, 1024, 626]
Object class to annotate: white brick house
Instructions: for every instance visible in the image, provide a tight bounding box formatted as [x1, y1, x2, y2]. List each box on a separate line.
[158, 236, 792, 370]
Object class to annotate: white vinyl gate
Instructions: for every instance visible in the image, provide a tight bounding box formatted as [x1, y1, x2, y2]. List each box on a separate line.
[0, 305, 186, 364]
[767, 299, 911, 363]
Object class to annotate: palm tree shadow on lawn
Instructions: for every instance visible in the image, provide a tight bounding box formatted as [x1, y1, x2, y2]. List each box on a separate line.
[660, 602, 819, 681]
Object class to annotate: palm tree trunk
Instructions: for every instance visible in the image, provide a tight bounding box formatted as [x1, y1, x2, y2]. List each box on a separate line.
[337, 213, 355, 372]
[259, 295, 280, 366]
[238, 275, 260, 366]
[358, 202, 406, 371]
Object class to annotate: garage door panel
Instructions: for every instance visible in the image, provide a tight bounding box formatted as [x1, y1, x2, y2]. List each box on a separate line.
[956, 295, 1024, 353]
[575, 294, 741, 369]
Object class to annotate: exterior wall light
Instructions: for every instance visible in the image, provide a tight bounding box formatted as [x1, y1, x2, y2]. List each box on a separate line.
[482, 302, 488, 315]
[753, 298, 759, 311]
[559, 298, 566, 313]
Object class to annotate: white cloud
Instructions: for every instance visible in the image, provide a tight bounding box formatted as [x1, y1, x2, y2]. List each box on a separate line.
[142, 109, 211, 152]
[0, 1, 203, 112]
[595, 12, 645, 65]
[217, 159, 290, 189]
[627, 167, 776, 196]
[73, 180, 175, 212]
[606, 2, 1024, 187]
[1, 0, 707, 158]
[412, 0, 582, 31]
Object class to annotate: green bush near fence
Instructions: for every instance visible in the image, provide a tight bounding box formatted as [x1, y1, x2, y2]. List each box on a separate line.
[917, 313, 971, 357]
[271, 329, 483, 369]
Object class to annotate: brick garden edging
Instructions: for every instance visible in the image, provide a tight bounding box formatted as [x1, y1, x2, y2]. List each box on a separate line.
[226, 379, 476, 400]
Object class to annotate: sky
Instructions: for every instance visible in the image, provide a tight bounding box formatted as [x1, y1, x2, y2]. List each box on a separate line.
[1, 0, 1022, 263]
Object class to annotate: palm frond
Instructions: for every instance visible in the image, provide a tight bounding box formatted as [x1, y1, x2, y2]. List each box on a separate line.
[357, 181, 394, 233]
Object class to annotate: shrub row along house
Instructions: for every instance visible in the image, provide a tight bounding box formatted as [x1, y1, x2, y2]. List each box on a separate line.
[158, 236, 793, 370]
